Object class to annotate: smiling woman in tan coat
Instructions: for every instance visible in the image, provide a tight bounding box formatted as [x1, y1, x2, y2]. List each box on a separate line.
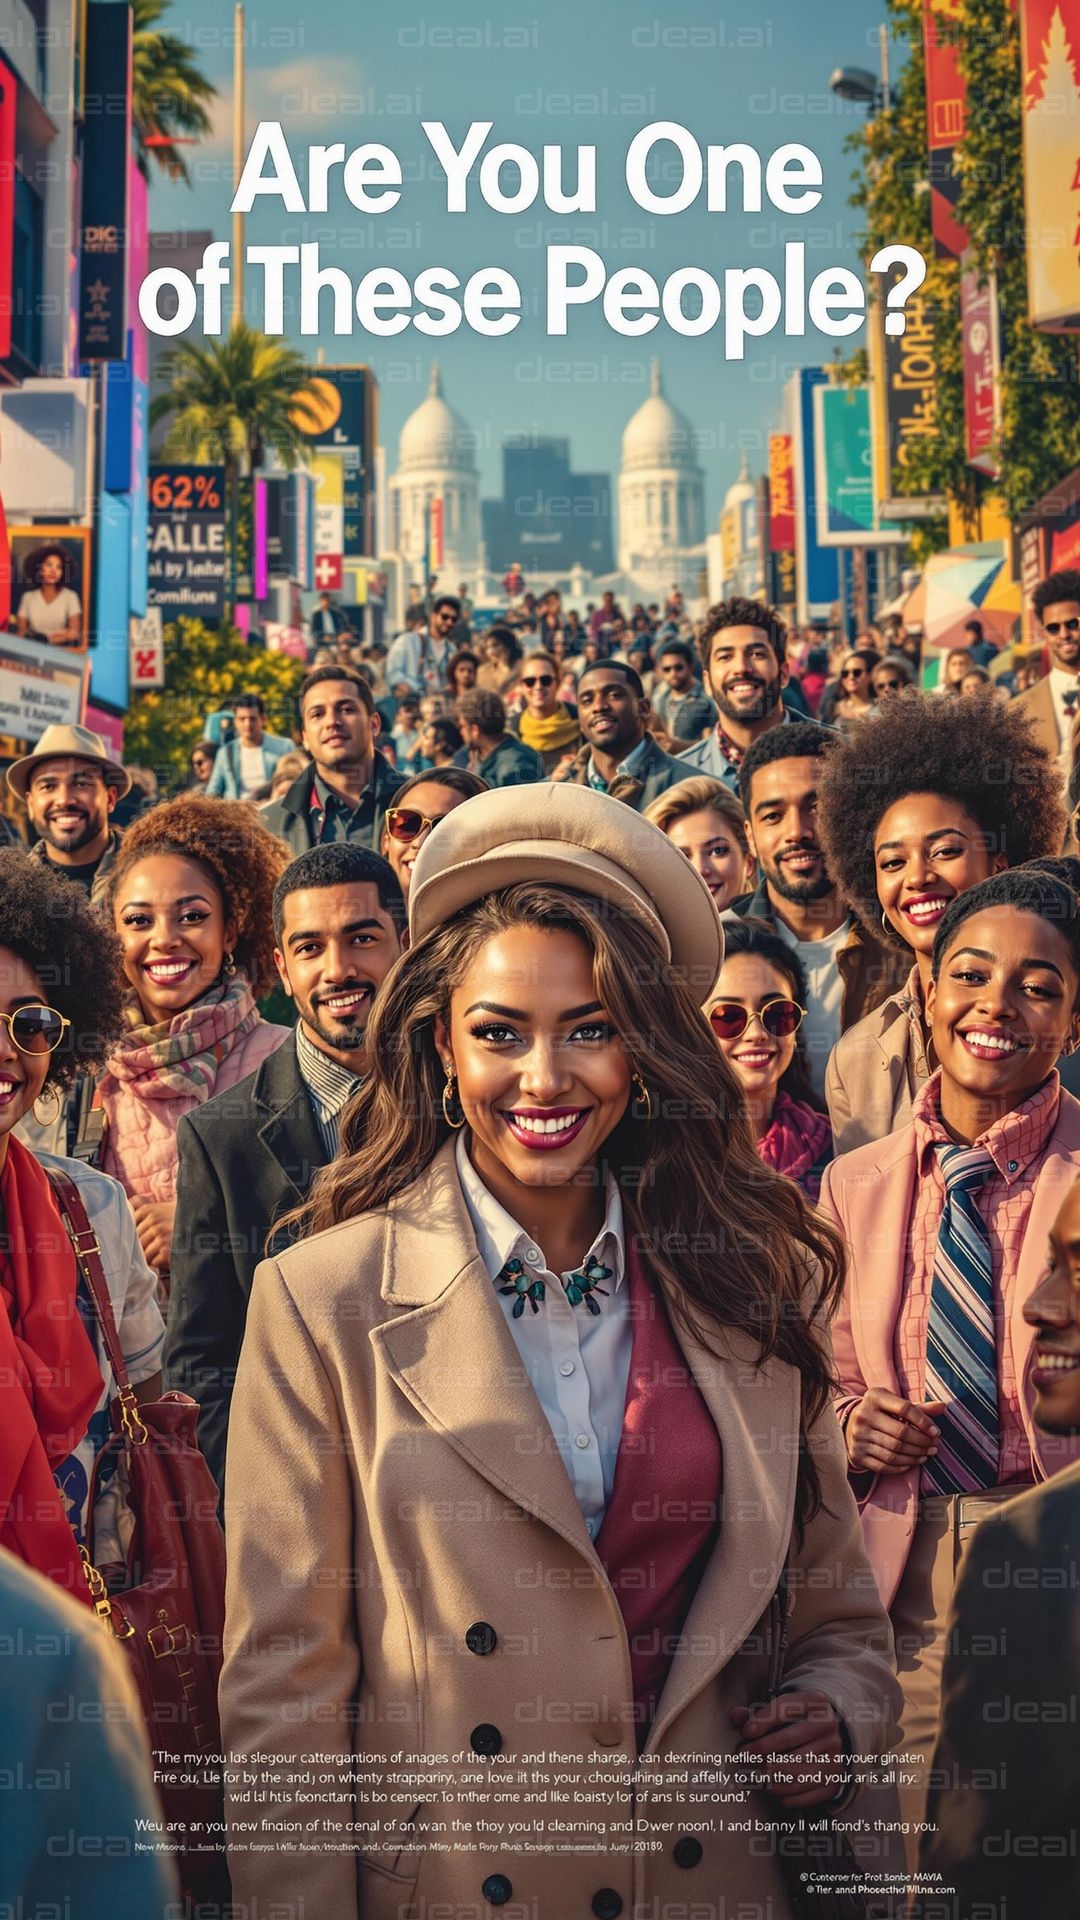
[220, 785, 903, 1920]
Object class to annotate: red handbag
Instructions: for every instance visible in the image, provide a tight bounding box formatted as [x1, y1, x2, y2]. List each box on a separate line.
[48, 1166, 228, 1896]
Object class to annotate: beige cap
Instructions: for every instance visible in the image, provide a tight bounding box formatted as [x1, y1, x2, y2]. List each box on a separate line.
[7, 723, 131, 800]
[408, 783, 723, 1000]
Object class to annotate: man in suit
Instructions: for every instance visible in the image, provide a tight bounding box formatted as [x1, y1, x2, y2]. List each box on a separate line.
[261, 664, 400, 855]
[917, 1175, 1080, 1917]
[164, 843, 405, 1493]
[205, 691, 293, 800]
[1013, 567, 1080, 776]
[678, 597, 818, 789]
[555, 661, 694, 810]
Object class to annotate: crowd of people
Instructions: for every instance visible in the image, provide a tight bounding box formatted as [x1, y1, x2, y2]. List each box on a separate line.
[3, 570, 1080, 1919]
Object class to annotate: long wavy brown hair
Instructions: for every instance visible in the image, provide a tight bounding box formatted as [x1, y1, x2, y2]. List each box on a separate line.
[291, 884, 846, 1534]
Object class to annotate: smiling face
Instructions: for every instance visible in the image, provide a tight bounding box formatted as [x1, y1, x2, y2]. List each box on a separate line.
[521, 658, 559, 716]
[381, 780, 474, 896]
[746, 754, 834, 907]
[0, 947, 54, 1168]
[707, 952, 798, 1116]
[190, 748, 214, 784]
[707, 625, 787, 724]
[274, 880, 402, 1067]
[26, 758, 115, 857]
[300, 678, 377, 774]
[927, 905, 1080, 1114]
[839, 654, 872, 702]
[1039, 597, 1080, 672]
[874, 793, 1005, 956]
[577, 668, 646, 758]
[659, 650, 694, 693]
[1025, 1181, 1080, 1433]
[114, 853, 236, 1024]
[665, 806, 751, 910]
[436, 924, 631, 1202]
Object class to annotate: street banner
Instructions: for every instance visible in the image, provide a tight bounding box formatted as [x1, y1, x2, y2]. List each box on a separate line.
[813, 384, 908, 548]
[768, 434, 795, 551]
[923, 0, 969, 260]
[78, 2, 132, 360]
[291, 366, 378, 556]
[147, 464, 227, 621]
[788, 367, 840, 625]
[1020, 0, 1080, 328]
[0, 58, 15, 360]
[961, 261, 1002, 475]
[0, 626, 88, 744]
[869, 287, 945, 519]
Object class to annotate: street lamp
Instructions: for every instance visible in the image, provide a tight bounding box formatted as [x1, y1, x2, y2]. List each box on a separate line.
[829, 66, 882, 108]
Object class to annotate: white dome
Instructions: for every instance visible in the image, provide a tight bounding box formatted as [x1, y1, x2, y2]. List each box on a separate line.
[724, 452, 755, 511]
[621, 361, 701, 473]
[397, 363, 477, 473]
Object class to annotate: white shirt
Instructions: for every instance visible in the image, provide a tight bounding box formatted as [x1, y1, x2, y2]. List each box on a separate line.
[1048, 667, 1080, 770]
[238, 741, 267, 796]
[775, 913, 852, 1101]
[455, 1132, 631, 1540]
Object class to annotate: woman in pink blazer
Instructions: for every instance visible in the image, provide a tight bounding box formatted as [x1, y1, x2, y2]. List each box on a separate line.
[821, 866, 1080, 1838]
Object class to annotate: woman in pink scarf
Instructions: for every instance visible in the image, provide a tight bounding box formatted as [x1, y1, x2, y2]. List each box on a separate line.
[707, 917, 832, 1202]
[97, 795, 290, 1297]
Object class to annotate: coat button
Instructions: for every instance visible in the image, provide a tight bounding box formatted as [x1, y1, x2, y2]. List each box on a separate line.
[471, 1722, 502, 1756]
[482, 1873, 512, 1905]
[673, 1835, 703, 1868]
[592, 1721, 623, 1747]
[592, 1892, 623, 1919]
[466, 1621, 498, 1655]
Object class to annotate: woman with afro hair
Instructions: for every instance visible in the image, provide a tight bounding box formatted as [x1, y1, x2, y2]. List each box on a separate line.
[817, 689, 1066, 1153]
[96, 795, 290, 1297]
[0, 851, 164, 1603]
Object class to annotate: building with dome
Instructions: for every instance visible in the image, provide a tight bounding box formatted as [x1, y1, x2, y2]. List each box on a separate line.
[388, 363, 481, 583]
[617, 361, 706, 597]
[708, 452, 765, 604]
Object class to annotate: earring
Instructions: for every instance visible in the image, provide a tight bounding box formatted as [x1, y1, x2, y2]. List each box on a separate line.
[33, 1083, 62, 1125]
[223, 950, 237, 978]
[441, 1068, 466, 1131]
[631, 1072, 653, 1121]
[881, 909, 892, 938]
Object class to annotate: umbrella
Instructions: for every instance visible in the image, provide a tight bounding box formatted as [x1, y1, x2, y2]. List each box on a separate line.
[910, 543, 1020, 651]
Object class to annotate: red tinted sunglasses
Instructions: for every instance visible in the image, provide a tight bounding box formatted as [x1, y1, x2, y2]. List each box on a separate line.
[709, 998, 806, 1042]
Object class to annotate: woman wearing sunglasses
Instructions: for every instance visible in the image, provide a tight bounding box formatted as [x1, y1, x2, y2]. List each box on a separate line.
[707, 919, 832, 1201]
[511, 648, 582, 773]
[817, 691, 1065, 1154]
[380, 766, 489, 898]
[819, 648, 879, 727]
[97, 796, 290, 1294]
[0, 851, 164, 1605]
[221, 785, 902, 1920]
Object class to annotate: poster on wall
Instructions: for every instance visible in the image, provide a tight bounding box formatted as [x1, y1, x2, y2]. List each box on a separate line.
[147, 464, 227, 622]
[7, 526, 91, 651]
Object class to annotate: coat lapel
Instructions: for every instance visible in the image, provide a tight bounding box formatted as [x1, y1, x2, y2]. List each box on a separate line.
[370, 1144, 601, 1563]
[254, 1040, 330, 1199]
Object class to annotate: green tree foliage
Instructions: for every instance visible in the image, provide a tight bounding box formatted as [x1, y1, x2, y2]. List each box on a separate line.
[853, 0, 1080, 527]
[124, 620, 307, 789]
[131, 0, 216, 183]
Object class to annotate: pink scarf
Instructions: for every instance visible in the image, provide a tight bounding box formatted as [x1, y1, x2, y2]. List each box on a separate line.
[757, 1092, 832, 1202]
[102, 974, 261, 1102]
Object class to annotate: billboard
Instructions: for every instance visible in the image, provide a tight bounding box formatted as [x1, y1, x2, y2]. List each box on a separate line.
[0, 380, 94, 519]
[961, 263, 1002, 476]
[923, 0, 969, 260]
[8, 526, 91, 651]
[812, 385, 907, 548]
[788, 367, 840, 625]
[78, 2, 133, 360]
[91, 491, 131, 710]
[0, 628, 88, 745]
[768, 434, 795, 552]
[291, 367, 378, 557]
[1020, 0, 1080, 329]
[147, 464, 227, 622]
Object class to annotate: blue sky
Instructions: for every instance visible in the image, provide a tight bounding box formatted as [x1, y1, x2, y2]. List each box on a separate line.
[149, 0, 892, 522]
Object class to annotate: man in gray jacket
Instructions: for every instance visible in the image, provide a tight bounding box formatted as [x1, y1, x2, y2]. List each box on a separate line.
[555, 661, 694, 811]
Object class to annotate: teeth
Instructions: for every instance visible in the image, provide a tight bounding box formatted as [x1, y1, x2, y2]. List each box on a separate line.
[1039, 1354, 1080, 1370]
[906, 899, 947, 920]
[963, 1032, 1021, 1053]
[147, 962, 191, 978]
[322, 991, 369, 1011]
[511, 1113, 581, 1135]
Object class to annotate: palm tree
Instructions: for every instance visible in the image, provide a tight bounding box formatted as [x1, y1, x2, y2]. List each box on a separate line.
[150, 324, 321, 611]
[132, 0, 216, 182]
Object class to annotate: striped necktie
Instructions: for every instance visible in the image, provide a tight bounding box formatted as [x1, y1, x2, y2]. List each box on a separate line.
[923, 1143, 999, 1495]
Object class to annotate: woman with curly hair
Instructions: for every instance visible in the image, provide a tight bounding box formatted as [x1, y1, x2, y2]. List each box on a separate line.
[817, 690, 1066, 1153]
[221, 785, 903, 1920]
[0, 851, 164, 1603]
[96, 795, 290, 1291]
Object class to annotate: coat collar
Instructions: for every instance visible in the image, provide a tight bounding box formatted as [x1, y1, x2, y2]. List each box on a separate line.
[371, 1142, 801, 1739]
[252, 1033, 329, 1191]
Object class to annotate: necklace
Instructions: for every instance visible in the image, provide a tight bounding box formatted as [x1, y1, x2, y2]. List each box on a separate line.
[496, 1251, 612, 1319]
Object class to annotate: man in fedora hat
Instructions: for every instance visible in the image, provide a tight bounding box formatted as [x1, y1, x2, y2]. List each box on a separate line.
[8, 723, 131, 907]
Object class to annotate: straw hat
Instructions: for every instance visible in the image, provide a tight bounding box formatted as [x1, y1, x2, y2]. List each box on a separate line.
[408, 783, 723, 1000]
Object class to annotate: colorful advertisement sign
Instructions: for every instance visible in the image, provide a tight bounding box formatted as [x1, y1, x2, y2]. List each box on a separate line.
[8, 526, 91, 651]
[1020, 0, 1080, 329]
[768, 434, 795, 551]
[78, 2, 132, 360]
[923, 0, 969, 260]
[961, 263, 1002, 476]
[292, 367, 377, 556]
[788, 367, 840, 625]
[0, 627, 88, 744]
[0, 58, 15, 361]
[147, 464, 227, 621]
[92, 491, 132, 709]
[812, 385, 907, 549]
[870, 289, 944, 519]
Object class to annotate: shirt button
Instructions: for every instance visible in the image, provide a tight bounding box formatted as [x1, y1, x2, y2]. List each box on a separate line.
[559, 1360, 576, 1377]
[574, 1433, 591, 1450]
[525, 1247, 541, 1264]
[1007, 1160, 1018, 1173]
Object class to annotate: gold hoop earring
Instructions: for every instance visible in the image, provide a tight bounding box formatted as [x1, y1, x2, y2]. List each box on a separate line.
[881, 909, 892, 938]
[223, 950, 237, 978]
[442, 1069, 466, 1131]
[632, 1072, 653, 1121]
[33, 1083, 62, 1125]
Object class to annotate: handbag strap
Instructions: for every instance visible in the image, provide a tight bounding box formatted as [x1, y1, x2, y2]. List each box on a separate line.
[47, 1166, 148, 1446]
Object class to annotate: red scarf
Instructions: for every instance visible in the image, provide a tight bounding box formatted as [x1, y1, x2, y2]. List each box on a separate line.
[0, 1138, 104, 1603]
[757, 1091, 832, 1202]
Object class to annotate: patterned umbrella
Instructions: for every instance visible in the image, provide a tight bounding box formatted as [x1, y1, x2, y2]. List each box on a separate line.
[905, 543, 1019, 650]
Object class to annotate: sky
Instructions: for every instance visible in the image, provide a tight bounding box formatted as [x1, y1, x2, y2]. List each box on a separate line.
[148, 0, 893, 524]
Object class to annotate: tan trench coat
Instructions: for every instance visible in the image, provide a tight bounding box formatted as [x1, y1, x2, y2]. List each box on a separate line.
[221, 1142, 903, 1918]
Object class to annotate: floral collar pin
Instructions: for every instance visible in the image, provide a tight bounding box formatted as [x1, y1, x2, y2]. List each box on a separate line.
[496, 1251, 612, 1319]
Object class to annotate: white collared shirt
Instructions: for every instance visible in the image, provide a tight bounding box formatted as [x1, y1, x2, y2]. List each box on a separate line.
[455, 1132, 632, 1540]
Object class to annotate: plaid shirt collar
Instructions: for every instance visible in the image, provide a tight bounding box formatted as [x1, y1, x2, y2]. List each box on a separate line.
[912, 1066, 1060, 1186]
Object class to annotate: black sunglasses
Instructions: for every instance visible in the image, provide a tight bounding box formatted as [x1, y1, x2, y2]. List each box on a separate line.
[522, 674, 555, 688]
[1044, 617, 1080, 636]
